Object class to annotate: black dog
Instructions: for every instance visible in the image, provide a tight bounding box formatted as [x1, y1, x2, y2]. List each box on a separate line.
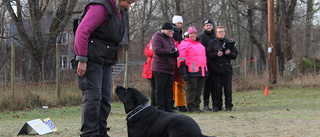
[115, 85, 215, 137]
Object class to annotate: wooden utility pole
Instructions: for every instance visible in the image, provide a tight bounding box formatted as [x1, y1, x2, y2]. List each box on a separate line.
[121, 11, 130, 88]
[56, 44, 61, 103]
[268, 0, 277, 84]
[11, 42, 15, 97]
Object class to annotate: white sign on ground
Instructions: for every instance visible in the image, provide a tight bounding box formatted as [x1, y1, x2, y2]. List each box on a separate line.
[17, 119, 53, 135]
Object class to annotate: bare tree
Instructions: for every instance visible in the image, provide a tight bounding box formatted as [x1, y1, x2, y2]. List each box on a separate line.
[4, 0, 78, 81]
[304, 0, 314, 58]
[279, 0, 297, 61]
[0, 4, 10, 73]
[174, 0, 181, 15]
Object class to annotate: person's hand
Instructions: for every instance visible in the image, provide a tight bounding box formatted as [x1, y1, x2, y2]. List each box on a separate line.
[77, 61, 87, 77]
[225, 49, 230, 55]
[181, 74, 189, 81]
[172, 47, 177, 51]
[218, 51, 223, 56]
[170, 50, 179, 57]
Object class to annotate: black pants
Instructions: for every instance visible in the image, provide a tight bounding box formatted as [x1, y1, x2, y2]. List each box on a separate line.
[78, 62, 112, 137]
[212, 73, 233, 110]
[149, 77, 156, 107]
[153, 71, 174, 112]
[203, 71, 214, 107]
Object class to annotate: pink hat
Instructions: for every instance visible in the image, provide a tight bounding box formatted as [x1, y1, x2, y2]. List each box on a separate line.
[187, 26, 197, 35]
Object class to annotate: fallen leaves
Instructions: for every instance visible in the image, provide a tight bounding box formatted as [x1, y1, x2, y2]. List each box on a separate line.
[12, 114, 19, 118]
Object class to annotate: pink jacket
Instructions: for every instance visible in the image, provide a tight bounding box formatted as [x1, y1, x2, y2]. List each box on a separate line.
[177, 38, 207, 77]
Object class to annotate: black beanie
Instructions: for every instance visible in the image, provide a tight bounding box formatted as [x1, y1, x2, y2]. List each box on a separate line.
[204, 19, 213, 25]
[161, 22, 173, 30]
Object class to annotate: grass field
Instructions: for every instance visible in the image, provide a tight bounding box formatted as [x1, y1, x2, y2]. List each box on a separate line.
[1, 87, 320, 137]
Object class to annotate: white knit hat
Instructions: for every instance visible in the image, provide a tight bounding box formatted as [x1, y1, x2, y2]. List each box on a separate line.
[172, 15, 183, 24]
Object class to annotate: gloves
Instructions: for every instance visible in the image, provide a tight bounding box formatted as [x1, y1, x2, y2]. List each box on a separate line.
[170, 47, 179, 57]
[172, 47, 176, 51]
[170, 50, 179, 57]
[179, 61, 189, 81]
[181, 74, 189, 81]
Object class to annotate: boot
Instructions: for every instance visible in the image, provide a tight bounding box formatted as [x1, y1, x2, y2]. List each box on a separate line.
[203, 105, 212, 111]
[172, 100, 177, 110]
[177, 106, 188, 112]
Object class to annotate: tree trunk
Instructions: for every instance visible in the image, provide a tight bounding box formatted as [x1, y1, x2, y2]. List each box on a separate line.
[280, 0, 297, 61]
[275, 0, 284, 74]
[174, 0, 181, 15]
[305, 0, 314, 58]
[247, 3, 266, 67]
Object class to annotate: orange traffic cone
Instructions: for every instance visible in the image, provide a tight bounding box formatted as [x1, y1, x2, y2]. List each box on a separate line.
[264, 85, 269, 95]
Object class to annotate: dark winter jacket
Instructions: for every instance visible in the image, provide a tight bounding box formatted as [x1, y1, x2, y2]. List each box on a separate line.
[199, 29, 216, 48]
[206, 38, 238, 74]
[172, 24, 183, 43]
[150, 31, 179, 75]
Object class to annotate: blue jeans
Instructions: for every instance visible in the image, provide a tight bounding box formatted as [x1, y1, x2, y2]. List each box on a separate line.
[78, 61, 112, 137]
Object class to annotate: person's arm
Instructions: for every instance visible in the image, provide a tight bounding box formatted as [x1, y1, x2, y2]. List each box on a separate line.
[74, 4, 109, 62]
[206, 41, 219, 60]
[144, 41, 153, 58]
[74, 4, 108, 77]
[177, 42, 187, 67]
[226, 46, 238, 59]
[199, 34, 206, 47]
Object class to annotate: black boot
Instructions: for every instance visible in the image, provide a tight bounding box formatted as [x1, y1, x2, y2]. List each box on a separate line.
[172, 100, 177, 110]
[203, 100, 212, 111]
[177, 106, 188, 112]
[203, 105, 212, 111]
[99, 127, 110, 137]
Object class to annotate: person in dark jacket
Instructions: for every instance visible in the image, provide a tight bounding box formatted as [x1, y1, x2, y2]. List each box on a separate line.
[151, 22, 179, 112]
[206, 26, 238, 112]
[199, 19, 216, 111]
[74, 0, 135, 136]
[172, 15, 184, 43]
[171, 15, 187, 112]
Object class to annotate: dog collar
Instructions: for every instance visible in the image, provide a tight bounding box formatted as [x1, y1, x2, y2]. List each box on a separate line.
[126, 102, 150, 120]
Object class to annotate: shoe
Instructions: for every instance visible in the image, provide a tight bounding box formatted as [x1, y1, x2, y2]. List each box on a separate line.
[203, 106, 212, 111]
[178, 106, 188, 112]
[196, 108, 204, 113]
[166, 110, 177, 113]
[225, 108, 232, 111]
[213, 108, 221, 112]
[172, 106, 178, 110]
[191, 110, 203, 113]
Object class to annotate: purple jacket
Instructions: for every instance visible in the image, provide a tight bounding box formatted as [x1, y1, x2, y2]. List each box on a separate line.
[150, 31, 178, 75]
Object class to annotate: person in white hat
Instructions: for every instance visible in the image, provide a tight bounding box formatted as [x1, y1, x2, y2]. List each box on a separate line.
[172, 15, 184, 43]
[171, 15, 188, 112]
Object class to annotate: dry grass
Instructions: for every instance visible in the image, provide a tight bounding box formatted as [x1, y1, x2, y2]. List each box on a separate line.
[1, 71, 320, 111]
[0, 88, 319, 137]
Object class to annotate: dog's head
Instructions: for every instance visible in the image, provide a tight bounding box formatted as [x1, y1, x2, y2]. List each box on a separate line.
[115, 85, 149, 113]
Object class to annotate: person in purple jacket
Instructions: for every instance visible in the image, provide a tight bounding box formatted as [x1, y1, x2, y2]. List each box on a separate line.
[74, 0, 135, 136]
[151, 22, 179, 113]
